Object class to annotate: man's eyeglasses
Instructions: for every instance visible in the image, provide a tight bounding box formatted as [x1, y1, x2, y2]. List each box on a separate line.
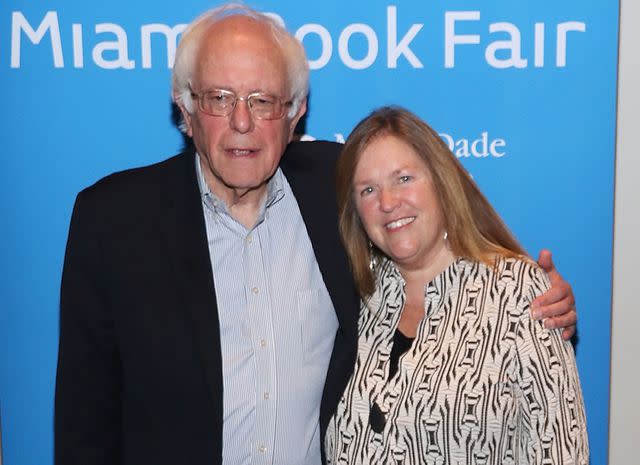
[190, 88, 292, 120]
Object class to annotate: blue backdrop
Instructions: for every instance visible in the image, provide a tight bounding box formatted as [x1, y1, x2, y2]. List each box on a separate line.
[0, 1, 617, 464]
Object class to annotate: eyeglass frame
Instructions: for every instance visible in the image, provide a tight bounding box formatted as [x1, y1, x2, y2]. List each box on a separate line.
[189, 87, 293, 120]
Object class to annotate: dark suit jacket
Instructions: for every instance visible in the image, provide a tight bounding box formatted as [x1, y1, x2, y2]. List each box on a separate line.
[55, 141, 359, 465]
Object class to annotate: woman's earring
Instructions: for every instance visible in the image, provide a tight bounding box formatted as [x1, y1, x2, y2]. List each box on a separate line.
[369, 241, 378, 271]
[443, 231, 451, 250]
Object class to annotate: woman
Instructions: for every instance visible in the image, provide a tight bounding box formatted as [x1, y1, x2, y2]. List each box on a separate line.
[325, 107, 588, 464]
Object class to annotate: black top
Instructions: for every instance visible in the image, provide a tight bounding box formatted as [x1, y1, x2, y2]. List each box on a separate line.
[388, 329, 414, 381]
[369, 329, 415, 434]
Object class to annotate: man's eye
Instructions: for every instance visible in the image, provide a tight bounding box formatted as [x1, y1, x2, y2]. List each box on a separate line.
[207, 92, 231, 104]
[252, 96, 276, 106]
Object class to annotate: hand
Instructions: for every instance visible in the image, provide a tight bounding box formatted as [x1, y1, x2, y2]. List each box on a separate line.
[531, 249, 577, 340]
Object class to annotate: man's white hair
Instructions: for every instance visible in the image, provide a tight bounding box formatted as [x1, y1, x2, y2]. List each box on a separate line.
[172, 3, 309, 132]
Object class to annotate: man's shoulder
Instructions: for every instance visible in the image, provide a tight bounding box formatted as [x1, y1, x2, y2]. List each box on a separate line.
[280, 140, 343, 176]
[78, 151, 194, 204]
[285, 139, 343, 156]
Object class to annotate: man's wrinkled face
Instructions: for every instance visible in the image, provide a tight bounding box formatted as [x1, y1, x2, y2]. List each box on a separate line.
[180, 16, 306, 204]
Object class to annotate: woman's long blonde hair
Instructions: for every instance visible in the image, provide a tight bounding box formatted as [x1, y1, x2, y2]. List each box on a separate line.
[336, 106, 527, 298]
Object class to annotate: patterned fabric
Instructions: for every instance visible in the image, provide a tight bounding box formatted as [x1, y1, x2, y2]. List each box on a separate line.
[325, 257, 588, 465]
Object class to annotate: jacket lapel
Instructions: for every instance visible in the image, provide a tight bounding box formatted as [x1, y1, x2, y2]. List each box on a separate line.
[157, 151, 223, 426]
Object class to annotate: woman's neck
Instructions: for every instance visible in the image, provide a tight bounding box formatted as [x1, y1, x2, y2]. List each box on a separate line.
[395, 245, 457, 337]
[398, 245, 457, 294]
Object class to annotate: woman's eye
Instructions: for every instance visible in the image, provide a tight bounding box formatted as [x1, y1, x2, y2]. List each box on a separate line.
[399, 175, 412, 183]
[360, 186, 374, 196]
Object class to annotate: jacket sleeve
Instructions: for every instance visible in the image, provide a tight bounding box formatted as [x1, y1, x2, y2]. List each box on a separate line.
[516, 264, 589, 465]
[55, 190, 122, 465]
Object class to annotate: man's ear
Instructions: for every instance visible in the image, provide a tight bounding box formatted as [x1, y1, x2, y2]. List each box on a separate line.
[174, 94, 194, 137]
[287, 98, 307, 142]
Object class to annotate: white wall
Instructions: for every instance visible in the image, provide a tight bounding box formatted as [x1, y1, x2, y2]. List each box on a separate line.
[609, 0, 640, 463]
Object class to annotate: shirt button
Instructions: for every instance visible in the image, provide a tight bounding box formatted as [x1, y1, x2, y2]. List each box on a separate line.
[260, 339, 267, 347]
[258, 445, 267, 453]
[263, 392, 269, 400]
[246, 235, 252, 243]
[251, 286, 259, 294]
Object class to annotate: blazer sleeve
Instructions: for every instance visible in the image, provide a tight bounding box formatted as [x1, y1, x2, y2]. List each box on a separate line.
[55, 190, 123, 465]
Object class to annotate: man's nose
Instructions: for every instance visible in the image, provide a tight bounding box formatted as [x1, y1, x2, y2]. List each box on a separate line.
[229, 99, 254, 133]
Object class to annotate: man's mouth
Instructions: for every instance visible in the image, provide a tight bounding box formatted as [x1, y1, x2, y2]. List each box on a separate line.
[226, 148, 258, 156]
[385, 216, 416, 230]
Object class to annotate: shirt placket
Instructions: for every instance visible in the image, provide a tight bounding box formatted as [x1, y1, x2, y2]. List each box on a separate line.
[243, 223, 278, 465]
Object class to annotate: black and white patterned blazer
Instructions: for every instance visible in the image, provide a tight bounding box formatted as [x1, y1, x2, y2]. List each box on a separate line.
[325, 256, 588, 465]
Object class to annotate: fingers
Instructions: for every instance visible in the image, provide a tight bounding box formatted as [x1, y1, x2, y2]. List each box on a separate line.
[531, 286, 574, 319]
[531, 282, 577, 342]
[533, 249, 577, 341]
[561, 326, 576, 341]
[537, 249, 555, 274]
[540, 305, 577, 327]
[543, 312, 577, 340]
[532, 302, 577, 341]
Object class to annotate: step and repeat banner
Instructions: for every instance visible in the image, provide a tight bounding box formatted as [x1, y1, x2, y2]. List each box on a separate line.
[0, 1, 617, 464]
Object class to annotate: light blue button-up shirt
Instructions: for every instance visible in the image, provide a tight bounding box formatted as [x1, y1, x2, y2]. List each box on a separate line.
[196, 156, 339, 465]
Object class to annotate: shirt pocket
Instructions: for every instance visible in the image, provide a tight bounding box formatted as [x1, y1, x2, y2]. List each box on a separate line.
[296, 288, 337, 365]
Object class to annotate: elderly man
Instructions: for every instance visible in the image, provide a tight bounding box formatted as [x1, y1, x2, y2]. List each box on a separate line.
[55, 4, 576, 465]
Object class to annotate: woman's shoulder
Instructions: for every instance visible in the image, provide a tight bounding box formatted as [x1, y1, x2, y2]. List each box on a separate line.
[473, 254, 539, 276]
[488, 255, 551, 304]
[456, 255, 551, 301]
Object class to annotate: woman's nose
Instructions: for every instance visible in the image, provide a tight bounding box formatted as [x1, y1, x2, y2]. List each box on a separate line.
[379, 187, 399, 212]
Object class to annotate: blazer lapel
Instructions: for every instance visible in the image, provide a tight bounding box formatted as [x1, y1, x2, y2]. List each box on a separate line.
[157, 151, 223, 424]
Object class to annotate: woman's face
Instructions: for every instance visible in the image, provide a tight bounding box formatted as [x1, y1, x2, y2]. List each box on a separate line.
[353, 135, 449, 273]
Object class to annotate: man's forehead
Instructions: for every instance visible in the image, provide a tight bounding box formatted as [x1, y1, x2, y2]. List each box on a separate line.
[202, 14, 274, 45]
[193, 16, 288, 92]
[195, 16, 283, 70]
